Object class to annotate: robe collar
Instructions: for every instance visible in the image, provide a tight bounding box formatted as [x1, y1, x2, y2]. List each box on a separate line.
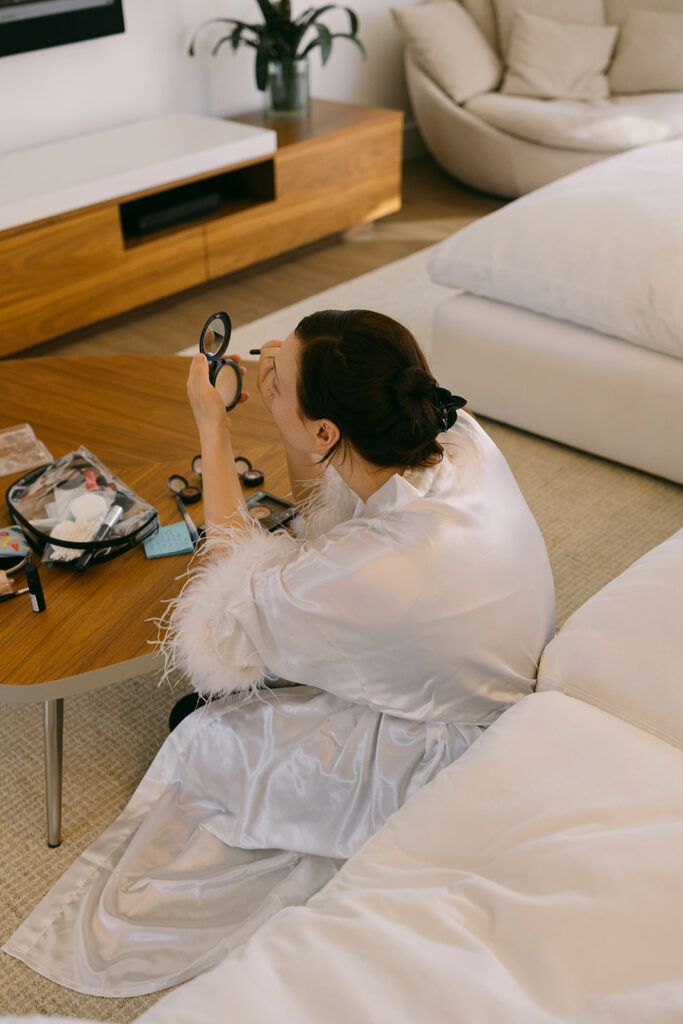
[348, 450, 454, 520]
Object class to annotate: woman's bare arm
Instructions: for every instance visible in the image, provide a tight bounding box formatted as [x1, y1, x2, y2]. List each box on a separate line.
[198, 422, 249, 542]
[187, 354, 250, 546]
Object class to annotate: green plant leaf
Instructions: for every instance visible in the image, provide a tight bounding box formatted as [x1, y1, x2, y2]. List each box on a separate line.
[258, 26, 289, 60]
[301, 22, 333, 63]
[212, 31, 259, 57]
[295, 3, 337, 27]
[329, 31, 366, 58]
[188, 18, 256, 56]
[344, 6, 359, 36]
[188, 2, 363, 68]
[230, 24, 243, 51]
[296, 5, 358, 37]
[253, 0, 281, 27]
[255, 46, 271, 90]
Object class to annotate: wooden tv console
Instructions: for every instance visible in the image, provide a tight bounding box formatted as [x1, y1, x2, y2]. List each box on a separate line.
[0, 100, 403, 358]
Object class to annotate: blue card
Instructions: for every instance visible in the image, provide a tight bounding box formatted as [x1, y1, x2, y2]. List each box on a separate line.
[143, 521, 195, 558]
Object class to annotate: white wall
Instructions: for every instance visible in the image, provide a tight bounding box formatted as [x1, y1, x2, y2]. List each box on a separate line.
[0, 0, 416, 157]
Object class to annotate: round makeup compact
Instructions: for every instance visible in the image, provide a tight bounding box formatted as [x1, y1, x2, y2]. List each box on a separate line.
[234, 457, 265, 488]
[199, 311, 243, 412]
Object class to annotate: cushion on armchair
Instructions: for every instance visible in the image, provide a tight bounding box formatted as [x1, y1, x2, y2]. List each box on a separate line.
[501, 11, 618, 100]
[391, 0, 502, 104]
[464, 91, 683, 151]
[605, 0, 683, 26]
[492, 0, 604, 55]
[609, 10, 683, 94]
[459, 0, 499, 49]
[537, 529, 683, 751]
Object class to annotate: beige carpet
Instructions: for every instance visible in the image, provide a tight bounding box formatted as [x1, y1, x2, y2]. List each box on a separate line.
[176, 243, 452, 361]
[2, 279, 682, 1023]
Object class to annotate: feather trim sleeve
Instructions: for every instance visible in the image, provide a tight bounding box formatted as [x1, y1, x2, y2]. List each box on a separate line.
[291, 465, 359, 541]
[157, 515, 300, 698]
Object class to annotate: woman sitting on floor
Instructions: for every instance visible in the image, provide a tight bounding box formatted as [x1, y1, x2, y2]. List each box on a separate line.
[4, 310, 555, 997]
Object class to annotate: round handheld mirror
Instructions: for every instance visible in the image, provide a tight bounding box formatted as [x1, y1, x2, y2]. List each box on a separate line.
[200, 314, 228, 358]
[199, 310, 243, 412]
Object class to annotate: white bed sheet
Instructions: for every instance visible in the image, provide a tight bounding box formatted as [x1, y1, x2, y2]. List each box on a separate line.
[135, 690, 683, 1024]
[430, 292, 683, 483]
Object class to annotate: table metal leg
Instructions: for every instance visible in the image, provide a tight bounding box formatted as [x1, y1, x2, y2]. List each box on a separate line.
[44, 698, 63, 847]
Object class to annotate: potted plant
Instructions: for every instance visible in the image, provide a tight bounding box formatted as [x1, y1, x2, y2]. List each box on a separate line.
[189, 0, 365, 119]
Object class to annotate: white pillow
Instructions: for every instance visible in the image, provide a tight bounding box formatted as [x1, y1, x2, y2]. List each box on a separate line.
[391, 1, 502, 103]
[537, 529, 683, 751]
[502, 11, 618, 101]
[492, 0, 604, 55]
[427, 141, 683, 360]
[609, 10, 683, 94]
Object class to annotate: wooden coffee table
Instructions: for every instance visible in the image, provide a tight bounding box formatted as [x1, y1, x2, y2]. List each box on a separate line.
[0, 354, 285, 846]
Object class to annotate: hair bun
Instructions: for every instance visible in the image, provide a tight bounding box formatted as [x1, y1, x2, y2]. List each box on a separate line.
[394, 366, 435, 404]
[394, 366, 439, 437]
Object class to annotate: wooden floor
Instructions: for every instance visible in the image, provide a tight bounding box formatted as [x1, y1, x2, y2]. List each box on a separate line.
[15, 154, 504, 360]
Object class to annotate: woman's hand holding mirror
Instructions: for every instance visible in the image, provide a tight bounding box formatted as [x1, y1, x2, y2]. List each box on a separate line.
[198, 311, 246, 413]
[187, 353, 248, 437]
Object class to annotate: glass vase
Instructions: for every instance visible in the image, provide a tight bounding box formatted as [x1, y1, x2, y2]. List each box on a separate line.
[266, 57, 310, 120]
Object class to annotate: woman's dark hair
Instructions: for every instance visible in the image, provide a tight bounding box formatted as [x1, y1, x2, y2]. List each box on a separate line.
[295, 309, 447, 470]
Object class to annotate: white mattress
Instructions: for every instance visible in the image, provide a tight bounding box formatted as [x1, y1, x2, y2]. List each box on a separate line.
[430, 292, 683, 484]
[133, 691, 683, 1024]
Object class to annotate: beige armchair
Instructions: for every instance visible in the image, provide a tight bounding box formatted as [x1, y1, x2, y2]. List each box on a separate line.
[400, 0, 683, 198]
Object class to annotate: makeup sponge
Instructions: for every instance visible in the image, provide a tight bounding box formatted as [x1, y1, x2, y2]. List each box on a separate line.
[69, 493, 108, 520]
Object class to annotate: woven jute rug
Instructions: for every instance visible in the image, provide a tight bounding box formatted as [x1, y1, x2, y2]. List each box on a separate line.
[2, 327, 682, 1023]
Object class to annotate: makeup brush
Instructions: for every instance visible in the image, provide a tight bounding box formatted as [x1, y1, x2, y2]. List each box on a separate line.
[73, 495, 128, 572]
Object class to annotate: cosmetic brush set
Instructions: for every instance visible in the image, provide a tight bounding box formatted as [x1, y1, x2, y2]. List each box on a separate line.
[6, 447, 159, 571]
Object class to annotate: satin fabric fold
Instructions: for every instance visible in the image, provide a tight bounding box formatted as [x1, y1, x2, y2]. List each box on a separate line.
[4, 688, 479, 996]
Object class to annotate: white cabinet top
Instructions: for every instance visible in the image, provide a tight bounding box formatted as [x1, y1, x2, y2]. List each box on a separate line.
[0, 113, 277, 233]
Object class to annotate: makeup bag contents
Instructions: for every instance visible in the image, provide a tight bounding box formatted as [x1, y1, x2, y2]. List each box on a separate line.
[0, 423, 53, 477]
[6, 447, 159, 569]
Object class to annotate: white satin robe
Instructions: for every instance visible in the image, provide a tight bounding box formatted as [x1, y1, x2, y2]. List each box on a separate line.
[3, 413, 555, 997]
